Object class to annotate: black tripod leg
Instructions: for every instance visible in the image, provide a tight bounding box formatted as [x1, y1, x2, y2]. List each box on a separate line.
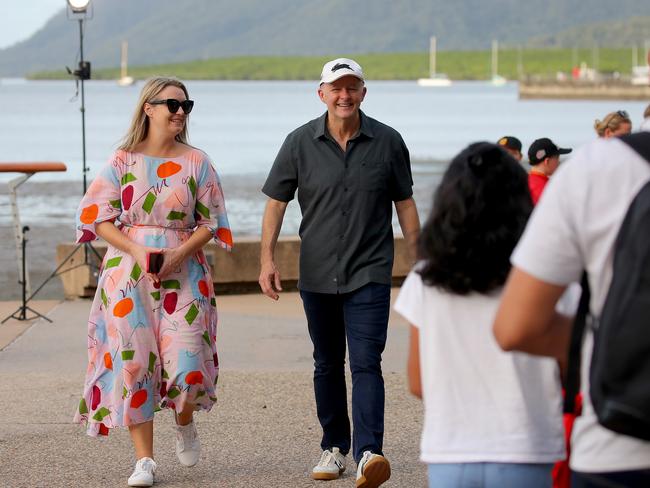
[27, 242, 100, 301]
[0, 226, 52, 324]
[21, 306, 52, 323]
[1, 305, 53, 324]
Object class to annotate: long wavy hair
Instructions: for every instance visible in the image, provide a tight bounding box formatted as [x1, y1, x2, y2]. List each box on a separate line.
[118, 77, 190, 151]
[417, 142, 533, 295]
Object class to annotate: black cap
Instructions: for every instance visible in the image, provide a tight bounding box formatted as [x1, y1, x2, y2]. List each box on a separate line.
[528, 138, 572, 165]
[497, 136, 522, 152]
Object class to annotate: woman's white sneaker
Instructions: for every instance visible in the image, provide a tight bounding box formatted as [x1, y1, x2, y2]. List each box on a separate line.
[175, 420, 201, 467]
[127, 457, 156, 487]
[312, 447, 346, 480]
[355, 451, 390, 488]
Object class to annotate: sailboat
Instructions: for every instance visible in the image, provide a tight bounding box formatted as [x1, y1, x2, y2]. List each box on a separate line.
[117, 41, 135, 86]
[490, 40, 507, 86]
[417, 36, 452, 87]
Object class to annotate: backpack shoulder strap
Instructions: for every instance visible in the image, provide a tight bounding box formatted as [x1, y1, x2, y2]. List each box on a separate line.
[619, 132, 650, 163]
[564, 272, 590, 413]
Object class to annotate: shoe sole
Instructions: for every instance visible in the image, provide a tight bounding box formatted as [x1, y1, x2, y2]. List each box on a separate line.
[127, 478, 154, 487]
[312, 467, 345, 480]
[356, 457, 391, 488]
[176, 446, 200, 467]
[177, 456, 199, 467]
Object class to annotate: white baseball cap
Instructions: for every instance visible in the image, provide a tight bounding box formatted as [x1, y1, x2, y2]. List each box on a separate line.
[320, 58, 365, 84]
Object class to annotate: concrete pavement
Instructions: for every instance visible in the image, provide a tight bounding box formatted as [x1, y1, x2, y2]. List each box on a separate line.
[0, 292, 425, 488]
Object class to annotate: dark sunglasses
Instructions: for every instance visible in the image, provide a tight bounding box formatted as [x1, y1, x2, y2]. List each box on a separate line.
[616, 110, 629, 119]
[148, 98, 194, 114]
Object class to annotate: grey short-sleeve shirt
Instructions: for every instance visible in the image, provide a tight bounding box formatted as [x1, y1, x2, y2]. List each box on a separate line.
[262, 110, 413, 294]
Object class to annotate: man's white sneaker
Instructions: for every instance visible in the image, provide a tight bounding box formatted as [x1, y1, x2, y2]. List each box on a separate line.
[175, 420, 201, 467]
[355, 451, 391, 488]
[127, 457, 156, 487]
[312, 447, 347, 480]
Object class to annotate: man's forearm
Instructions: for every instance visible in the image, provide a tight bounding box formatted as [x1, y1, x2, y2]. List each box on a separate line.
[493, 267, 572, 361]
[505, 312, 573, 361]
[260, 199, 288, 264]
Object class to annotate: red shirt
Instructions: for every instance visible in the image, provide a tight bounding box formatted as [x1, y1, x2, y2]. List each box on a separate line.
[528, 171, 549, 205]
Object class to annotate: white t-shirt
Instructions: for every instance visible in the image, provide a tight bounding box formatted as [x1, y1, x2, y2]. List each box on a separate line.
[512, 131, 650, 472]
[394, 271, 565, 464]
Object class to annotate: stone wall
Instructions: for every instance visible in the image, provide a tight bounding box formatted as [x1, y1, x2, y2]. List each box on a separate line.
[56, 236, 413, 298]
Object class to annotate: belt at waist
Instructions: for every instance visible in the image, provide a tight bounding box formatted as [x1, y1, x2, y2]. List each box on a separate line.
[121, 223, 194, 232]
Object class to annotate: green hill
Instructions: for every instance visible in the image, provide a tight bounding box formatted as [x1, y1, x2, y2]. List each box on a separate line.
[30, 48, 641, 82]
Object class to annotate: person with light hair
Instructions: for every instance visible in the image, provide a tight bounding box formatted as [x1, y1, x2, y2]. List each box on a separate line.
[73, 77, 232, 487]
[593, 110, 632, 138]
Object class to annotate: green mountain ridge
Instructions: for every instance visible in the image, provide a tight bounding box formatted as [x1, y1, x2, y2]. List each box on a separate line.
[1, 0, 649, 77]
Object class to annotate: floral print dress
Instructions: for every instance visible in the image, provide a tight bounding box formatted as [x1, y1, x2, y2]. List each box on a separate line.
[73, 148, 232, 437]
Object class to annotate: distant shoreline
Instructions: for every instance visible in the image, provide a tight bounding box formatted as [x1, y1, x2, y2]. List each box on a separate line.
[519, 81, 650, 101]
[10, 74, 649, 101]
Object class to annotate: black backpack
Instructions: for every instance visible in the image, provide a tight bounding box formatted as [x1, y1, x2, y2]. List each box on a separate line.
[565, 131, 650, 440]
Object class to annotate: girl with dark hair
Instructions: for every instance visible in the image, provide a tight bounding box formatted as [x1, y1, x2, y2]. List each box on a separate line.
[394, 142, 565, 488]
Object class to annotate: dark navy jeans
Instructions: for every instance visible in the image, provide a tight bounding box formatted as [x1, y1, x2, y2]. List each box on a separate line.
[300, 282, 390, 463]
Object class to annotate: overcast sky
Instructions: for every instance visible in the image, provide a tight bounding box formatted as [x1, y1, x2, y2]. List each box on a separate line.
[2, 0, 64, 49]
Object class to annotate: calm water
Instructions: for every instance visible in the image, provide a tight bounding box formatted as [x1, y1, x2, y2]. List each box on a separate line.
[1, 79, 648, 234]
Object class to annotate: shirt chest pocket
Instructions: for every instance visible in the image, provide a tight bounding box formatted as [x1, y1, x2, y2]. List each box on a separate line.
[359, 161, 388, 191]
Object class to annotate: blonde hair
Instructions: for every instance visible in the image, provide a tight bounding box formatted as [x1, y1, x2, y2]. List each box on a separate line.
[644, 104, 650, 119]
[594, 111, 632, 137]
[118, 77, 190, 151]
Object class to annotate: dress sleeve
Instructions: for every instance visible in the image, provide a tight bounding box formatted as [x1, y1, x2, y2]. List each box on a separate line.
[75, 157, 122, 243]
[195, 156, 233, 251]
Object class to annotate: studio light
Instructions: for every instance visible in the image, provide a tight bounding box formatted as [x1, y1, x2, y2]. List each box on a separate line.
[67, 0, 91, 14]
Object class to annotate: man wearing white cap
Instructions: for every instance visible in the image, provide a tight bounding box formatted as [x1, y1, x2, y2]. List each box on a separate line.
[259, 58, 420, 487]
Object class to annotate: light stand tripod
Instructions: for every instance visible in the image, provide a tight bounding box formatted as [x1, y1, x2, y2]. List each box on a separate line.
[66, 9, 104, 276]
[46, 2, 104, 298]
[71, 15, 91, 196]
[1, 227, 51, 324]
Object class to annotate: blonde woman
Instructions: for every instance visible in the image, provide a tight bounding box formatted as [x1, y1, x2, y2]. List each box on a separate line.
[73, 77, 232, 486]
[594, 110, 632, 138]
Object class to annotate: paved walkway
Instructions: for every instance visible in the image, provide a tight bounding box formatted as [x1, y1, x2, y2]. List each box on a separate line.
[0, 292, 425, 487]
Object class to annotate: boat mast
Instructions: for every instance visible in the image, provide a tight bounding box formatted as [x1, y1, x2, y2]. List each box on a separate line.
[121, 41, 128, 79]
[429, 36, 437, 78]
[491, 39, 498, 79]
